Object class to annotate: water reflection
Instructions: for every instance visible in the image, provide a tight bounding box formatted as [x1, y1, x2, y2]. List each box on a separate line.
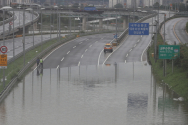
[0, 62, 188, 125]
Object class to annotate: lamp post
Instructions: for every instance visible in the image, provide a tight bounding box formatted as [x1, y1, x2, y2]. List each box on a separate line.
[39, 7, 45, 51]
[25, 8, 34, 46]
[64, 26, 67, 33]
[75, 17, 80, 33]
[17, 6, 21, 27]
[50, 25, 53, 39]
[1, 6, 13, 89]
[53, 6, 58, 37]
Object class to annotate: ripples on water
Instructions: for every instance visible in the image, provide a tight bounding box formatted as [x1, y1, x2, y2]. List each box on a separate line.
[0, 62, 188, 125]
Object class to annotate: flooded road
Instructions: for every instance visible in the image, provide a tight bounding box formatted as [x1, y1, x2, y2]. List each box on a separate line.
[0, 62, 188, 125]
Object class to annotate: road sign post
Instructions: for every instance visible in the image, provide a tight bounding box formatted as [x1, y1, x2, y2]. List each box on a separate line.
[159, 45, 180, 59]
[129, 23, 149, 35]
[0, 46, 8, 53]
[0, 54, 7, 68]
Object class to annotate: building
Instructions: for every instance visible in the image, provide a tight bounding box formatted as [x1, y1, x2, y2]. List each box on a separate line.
[0, 0, 32, 6]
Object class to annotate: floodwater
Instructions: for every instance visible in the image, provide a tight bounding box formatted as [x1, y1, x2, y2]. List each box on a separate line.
[0, 62, 188, 125]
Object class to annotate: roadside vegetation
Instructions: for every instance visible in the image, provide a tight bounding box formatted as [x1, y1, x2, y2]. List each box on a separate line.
[148, 34, 188, 100]
[0, 37, 64, 94]
[186, 22, 188, 33]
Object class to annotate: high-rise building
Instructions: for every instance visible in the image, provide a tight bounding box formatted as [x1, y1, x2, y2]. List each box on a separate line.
[109, 0, 125, 8]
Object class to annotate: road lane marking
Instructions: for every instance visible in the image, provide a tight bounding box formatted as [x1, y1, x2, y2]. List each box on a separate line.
[129, 49, 132, 52]
[134, 44, 137, 47]
[67, 51, 70, 54]
[173, 19, 184, 44]
[141, 40, 152, 62]
[95, 41, 98, 43]
[56, 65, 59, 69]
[81, 55, 83, 58]
[125, 60, 126, 63]
[85, 49, 87, 52]
[61, 57, 64, 61]
[79, 42, 82, 44]
[89, 45, 92, 47]
[73, 46, 76, 48]
[141, 35, 142, 37]
[101, 35, 129, 65]
[137, 40, 140, 42]
[126, 54, 128, 57]
[78, 61, 80, 66]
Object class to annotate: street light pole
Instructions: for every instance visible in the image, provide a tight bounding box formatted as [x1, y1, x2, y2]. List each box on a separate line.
[2, 9, 5, 88]
[13, 8, 15, 58]
[23, 5, 26, 66]
[59, 12, 61, 42]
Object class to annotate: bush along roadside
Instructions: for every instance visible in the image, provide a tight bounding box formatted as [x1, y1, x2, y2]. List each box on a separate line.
[147, 33, 188, 101]
[186, 22, 188, 33]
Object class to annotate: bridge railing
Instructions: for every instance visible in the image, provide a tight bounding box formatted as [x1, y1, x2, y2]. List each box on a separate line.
[0, 11, 14, 26]
[0, 10, 39, 39]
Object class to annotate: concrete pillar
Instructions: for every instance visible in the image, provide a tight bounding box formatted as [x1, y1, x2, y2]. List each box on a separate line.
[33, 22, 38, 30]
[123, 16, 129, 29]
[99, 18, 103, 31]
[25, 26, 29, 34]
[82, 17, 86, 31]
[123, 19, 126, 29]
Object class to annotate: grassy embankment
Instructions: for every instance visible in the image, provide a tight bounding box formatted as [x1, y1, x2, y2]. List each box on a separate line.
[148, 33, 188, 100]
[0, 37, 64, 93]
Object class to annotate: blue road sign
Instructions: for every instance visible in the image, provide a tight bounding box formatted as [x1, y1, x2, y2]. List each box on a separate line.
[114, 34, 118, 39]
[129, 23, 149, 35]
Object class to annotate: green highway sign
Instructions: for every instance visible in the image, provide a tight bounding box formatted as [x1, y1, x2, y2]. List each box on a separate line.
[159, 45, 180, 59]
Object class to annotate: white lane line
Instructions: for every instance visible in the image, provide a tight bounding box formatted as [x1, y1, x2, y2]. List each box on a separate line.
[125, 60, 126, 63]
[129, 49, 132, 52]
[137, 40, 140, 42]
[134, 44, 137, 47]
[56, 65, 59, 69]
[89, 45, 92, 47]
[61, 57, 64, 61]
[85, 49, 87, 52]
[141, 40, 152, 62]
[95, 41, 98, 43]
[126, 54, 128, 57]
[73, 46, 76, 48]
[101, 38, 103, 39]
[79, 42, 82, 44]
[141, 35, 142, 37]
[78, 61, 80, 66]
[67, 51, 70, 54]
[81, 55, 83, 58]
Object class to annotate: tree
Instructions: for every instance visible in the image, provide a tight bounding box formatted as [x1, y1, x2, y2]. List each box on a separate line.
[72, 3, 79, 9]
[153, 2, 159, 8]
[114, 3, 123, 8]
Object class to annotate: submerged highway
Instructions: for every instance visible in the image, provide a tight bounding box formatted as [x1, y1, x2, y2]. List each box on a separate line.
[0, 9, 188, 125]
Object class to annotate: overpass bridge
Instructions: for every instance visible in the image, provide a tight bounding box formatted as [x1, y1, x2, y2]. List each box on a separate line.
[0, 7, 154, 38]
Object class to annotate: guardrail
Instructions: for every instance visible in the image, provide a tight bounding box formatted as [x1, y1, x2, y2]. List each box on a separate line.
[0, 10, 39, 39]
[0, 11, 14, 26]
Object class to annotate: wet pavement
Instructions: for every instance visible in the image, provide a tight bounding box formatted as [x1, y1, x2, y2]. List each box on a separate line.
[0, 62, 188, 125]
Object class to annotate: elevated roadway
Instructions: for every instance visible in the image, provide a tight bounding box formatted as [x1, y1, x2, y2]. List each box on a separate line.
[161, 17, 188, 45]
[0, 10, 38, 38]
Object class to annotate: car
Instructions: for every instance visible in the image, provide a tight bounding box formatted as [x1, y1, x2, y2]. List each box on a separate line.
[104, 43, 113, 53]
